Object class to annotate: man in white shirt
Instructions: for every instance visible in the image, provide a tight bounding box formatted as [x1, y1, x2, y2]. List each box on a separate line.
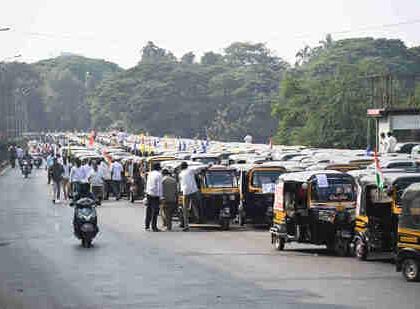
[89, 163, 104, 205]
[386, 132, 397, 153]
[99, 159, 112, 200]
[145, 163, 163, 231]
[243, 134, 253, 144]
[178, 162, 199, 231]
[81, 159, 93, 182]
[110, 159, 123, 200]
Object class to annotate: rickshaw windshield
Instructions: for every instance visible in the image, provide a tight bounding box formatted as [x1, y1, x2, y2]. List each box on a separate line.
[394, 177, 420, 205]
[310, 175, 356, 203]
[251, 170, 283, 188]
[205, 171, 237, 188]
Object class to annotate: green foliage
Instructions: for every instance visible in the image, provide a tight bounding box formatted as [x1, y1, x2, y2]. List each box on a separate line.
[273, 37, 420, 148]
[88, 41, 289, 142]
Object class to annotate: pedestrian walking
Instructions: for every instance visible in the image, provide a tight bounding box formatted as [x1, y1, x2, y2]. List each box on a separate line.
[178, 162, 199, 231]
[62, 157, 71, 201]
[8, 144, 16, 168]
[110, 159, 123, 200]
[161, 169, 178, 231]
[145, 163, 163, 232]
[46, 152, 54, 184]
[51, 158, 64, 203]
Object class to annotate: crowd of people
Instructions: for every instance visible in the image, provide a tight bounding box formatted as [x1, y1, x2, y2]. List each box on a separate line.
[9, 141, 202, 233]
[379, 132, 398, 154]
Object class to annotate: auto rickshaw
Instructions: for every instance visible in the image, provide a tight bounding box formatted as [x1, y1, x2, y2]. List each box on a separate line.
[145, 155, 177, 173]
[122, 156, 145, 203]
[179, 165, 240, 230]
[353, 172, 420, 260]
[396, 183, 420, 281]
[237, 163, 287, 226]
[271, 171, 357, 256]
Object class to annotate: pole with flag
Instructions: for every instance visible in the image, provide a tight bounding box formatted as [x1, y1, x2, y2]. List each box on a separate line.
[374, 148, 384, 191]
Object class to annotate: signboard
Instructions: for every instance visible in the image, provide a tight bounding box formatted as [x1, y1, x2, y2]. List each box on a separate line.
[274, 182, 284, 211]
[391, 115, 420, 130]
[262, 183, 276, 194]
[367, 109, 384, 117]
[316, 174, 329, 188]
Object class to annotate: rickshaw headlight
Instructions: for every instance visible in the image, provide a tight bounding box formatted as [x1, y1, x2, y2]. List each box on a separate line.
[229, 194, 236, 201]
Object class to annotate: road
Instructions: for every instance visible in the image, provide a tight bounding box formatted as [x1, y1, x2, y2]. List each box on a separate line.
[0, 167, 418, 309]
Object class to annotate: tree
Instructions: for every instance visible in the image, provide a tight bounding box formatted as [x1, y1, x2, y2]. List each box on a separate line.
[180, 52, 195, 64]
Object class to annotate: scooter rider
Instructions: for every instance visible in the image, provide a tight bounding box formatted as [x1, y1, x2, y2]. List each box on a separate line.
[72, 182, 97, 237]
[21, 151, 33, 170]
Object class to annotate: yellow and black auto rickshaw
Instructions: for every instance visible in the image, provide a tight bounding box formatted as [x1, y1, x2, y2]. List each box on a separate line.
[396, 183, 420, 281]
[353, 172, 420, 260]
[237, 163, 287, 226]
[271, 171, 357, 256]
[180, 165, 240, 230]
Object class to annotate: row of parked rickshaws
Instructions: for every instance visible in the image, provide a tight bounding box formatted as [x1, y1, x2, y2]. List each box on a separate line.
[65, 135, 420, 282]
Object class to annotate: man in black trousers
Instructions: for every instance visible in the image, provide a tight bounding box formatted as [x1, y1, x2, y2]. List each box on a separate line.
[145, 163, 163, 232]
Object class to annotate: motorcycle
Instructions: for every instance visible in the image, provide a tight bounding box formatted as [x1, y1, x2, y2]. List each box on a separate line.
[33, 157, 42, 169]
[21, 160, 31, 178]
[71, 197, 99, 248]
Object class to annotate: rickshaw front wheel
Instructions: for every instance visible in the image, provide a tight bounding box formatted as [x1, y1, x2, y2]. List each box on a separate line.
[274, 235, 285, 251]
[355, 239, 368, 261]
[402, 259, 420, 282]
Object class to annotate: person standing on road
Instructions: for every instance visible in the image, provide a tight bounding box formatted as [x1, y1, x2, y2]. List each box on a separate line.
[145, 163, 163, 232]
[8, 144, 16, 168]
[386, 132, 397, 153]
[51, 158, 64, 204]
[62, 157, 71, 201]
[70, 159, 84, 197]
[99, 159, 112, 200]
[46, 152, 55, 184]
[178, 162, 199, 232]
[110, 159, 123, 200]
[379, 132, 387, 154]
[161, 169, 178, 231]
[88, 162, 104, 205]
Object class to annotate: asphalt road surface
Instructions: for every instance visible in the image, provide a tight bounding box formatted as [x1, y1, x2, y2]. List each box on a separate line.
[0, 167, 418, 309]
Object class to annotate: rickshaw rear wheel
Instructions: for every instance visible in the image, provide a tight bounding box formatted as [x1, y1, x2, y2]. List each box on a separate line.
[402, 259, 420, 282]
[355, 239, 368, 261]
[274, 235, 285, 251]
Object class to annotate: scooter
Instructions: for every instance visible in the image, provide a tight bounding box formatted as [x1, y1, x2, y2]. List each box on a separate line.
[33, 157, 42, 169]
[71, 197, 99, 248]
[21, 160, 31, 178]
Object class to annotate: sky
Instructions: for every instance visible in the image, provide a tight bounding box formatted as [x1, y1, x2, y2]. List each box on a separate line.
[1, 0, 420, 69]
